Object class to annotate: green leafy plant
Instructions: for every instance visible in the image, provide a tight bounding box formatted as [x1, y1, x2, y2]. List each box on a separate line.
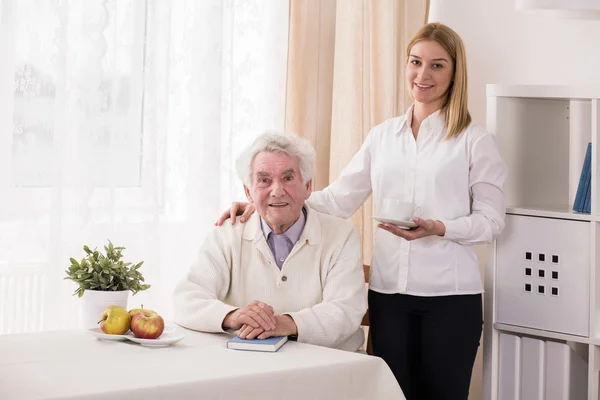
[65, 240, 151, 298]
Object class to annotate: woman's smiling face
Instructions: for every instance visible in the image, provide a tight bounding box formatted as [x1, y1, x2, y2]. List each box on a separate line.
[406, 40, 454, 109]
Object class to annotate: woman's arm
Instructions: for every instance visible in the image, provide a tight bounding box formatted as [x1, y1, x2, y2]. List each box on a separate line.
[440, 133, 507, 245]
[307, 132, 374, 218]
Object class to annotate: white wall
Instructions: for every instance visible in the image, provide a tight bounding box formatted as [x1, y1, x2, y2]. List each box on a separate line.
[430, 0, 600, 125]
[429, 2, 600, 399]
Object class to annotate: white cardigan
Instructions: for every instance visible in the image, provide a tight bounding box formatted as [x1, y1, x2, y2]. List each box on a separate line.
[173, 206, 367, 351]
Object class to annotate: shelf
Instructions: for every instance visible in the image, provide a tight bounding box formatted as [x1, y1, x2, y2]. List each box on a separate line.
[488, 83, 600, 400]
[507, 205, 593, 221]
[487, 84, 600, 100]
[494, 323, 591, 344]
[516, 0, 600, 19]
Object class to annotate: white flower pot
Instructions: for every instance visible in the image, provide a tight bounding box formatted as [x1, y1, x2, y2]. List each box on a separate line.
[80, 290, 129, 329]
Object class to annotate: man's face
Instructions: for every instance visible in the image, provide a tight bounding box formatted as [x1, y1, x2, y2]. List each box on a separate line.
[244, 151, 312, 234]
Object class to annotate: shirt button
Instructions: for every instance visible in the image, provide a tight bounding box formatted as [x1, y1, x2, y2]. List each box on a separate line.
[279, 257, 285, 262]
[276, 235, 280, 239]
[281, 276, 287, 282]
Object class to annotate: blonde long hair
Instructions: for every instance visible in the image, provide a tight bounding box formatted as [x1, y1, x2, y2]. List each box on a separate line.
[406, 23, 471, 139]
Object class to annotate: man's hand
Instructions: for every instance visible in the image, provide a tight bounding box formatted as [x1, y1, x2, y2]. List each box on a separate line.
[222, 300, 277, 331]
[378, 217, 446, 241]
[237, 314, 298, 340]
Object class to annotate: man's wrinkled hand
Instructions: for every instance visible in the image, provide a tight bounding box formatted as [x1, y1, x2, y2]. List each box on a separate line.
[237, 315, 297, 340]
[222, 300, 277, 331]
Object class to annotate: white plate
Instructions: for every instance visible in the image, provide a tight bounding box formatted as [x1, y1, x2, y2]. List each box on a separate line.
[87, 327, 131, 341]
[373, 216, 417, 229]
[125, 332, 185, 348]
[87, 325, 176, 342]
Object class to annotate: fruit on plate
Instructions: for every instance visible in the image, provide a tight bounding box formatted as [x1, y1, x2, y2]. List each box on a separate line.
[128, 304, 157, 318]
[130, 311, 165, 339]
[98, 305, 131, 335]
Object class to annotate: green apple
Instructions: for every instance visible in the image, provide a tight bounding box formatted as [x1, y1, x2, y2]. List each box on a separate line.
[128, 304, 157, 318]
[131, 311, 165, 339]
[98, 305, 131, 335]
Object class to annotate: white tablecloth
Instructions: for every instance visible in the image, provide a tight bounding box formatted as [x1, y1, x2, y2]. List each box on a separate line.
[0, 327, 404, 399]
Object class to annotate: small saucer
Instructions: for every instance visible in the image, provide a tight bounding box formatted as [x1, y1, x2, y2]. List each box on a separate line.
[87, 327, 130, 341]
[125, 332, 185, 348]
[373, 216, 417, 229]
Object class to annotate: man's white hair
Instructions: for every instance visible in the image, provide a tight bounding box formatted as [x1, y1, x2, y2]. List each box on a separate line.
[236, 131, 316, 187]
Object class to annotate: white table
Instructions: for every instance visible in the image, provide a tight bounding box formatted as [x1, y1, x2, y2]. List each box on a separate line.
[0, 327, 404, 399]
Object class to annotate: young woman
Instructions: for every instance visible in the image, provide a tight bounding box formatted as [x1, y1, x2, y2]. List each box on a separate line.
[216, 22, 507, 400]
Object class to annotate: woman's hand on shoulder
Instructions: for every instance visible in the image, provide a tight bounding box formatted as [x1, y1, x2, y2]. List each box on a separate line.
[378, 217, 446, 241]
[215, 202, 255, 226]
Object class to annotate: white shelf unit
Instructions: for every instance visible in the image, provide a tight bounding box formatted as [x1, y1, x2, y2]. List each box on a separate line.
[484, 84, 600, 400]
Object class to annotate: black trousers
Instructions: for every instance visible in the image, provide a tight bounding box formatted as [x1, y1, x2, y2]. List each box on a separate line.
[368, 290, 483, 400]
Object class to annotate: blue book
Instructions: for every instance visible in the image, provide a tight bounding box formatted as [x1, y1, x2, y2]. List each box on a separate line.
[582, 168, 592, 213]
[226, 335, 288, 352]
[583, 180, 592, 213]
[583, 145, 592, 213]
[574, 143, 591, 213]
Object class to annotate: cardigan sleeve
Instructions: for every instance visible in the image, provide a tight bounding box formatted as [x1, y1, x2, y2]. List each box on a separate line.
[173, 226, 237, 333]
[286, 226, 367, 349]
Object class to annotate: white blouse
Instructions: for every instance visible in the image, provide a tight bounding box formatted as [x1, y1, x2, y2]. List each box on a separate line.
[308, 105, 507, 296]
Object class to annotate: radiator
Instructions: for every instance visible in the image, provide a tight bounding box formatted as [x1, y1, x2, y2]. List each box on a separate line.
[0, 270, 45, 334]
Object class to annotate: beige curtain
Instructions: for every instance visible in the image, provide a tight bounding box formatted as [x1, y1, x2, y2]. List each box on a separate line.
[285, 0, 429, 263]
[284, 0, 337, 191]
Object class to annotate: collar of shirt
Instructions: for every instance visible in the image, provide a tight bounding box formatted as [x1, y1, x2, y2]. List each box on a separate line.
[397, 104, 445, 138]
[260, 207, 307, 245]
[243, 205, 321, 245]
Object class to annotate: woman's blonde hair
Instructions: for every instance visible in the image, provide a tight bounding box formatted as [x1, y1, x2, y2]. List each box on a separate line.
[406, 22, 471, 139]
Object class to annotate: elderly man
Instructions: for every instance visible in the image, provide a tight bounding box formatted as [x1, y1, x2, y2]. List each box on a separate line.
[173, 132, 366, 351]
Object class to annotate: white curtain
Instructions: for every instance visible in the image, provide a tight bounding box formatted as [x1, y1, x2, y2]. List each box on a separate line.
[0, 0, 289, 334]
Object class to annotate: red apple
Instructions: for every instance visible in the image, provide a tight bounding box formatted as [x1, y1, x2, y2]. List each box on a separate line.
[130, 311, 165, 339]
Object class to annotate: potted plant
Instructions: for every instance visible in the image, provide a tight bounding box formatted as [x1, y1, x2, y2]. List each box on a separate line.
[65, 240, 151, 329]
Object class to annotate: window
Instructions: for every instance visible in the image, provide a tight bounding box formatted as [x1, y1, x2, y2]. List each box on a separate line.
[0, 0, 290, 334]
[8, 0, 147, 189]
